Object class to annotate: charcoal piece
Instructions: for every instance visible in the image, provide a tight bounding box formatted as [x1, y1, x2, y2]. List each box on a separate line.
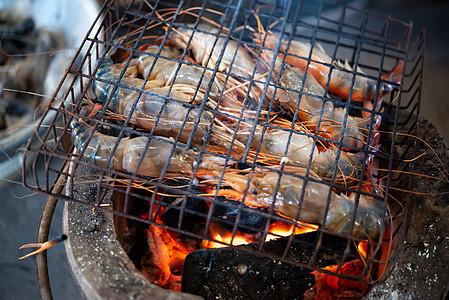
[213, 200, 266, 231]
[182, 231, 358, 299]
[162, 196, 209, 231]
[256, 231, 358, 266]
[182, 247, 315, 300]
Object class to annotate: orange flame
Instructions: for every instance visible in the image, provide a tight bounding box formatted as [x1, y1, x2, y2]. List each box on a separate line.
[357, 240, 369, 259]
[201, 220, 319, 248]
[204, 233, 255, 248]
[266, 221, 318, 241]
[202, 222, 259, 248]
[142, 225, 194, 291]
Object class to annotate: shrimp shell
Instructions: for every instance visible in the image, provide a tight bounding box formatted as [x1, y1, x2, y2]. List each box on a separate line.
[239, 128, 362, 184]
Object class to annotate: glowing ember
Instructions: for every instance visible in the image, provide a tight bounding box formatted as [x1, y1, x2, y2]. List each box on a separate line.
[201, 221, 319, 248]
[140, 204, 196, 291]
[266, 221, 318, 241]
[357, 240, 369, 259]
[202, 222, 259, 248]
[202, 232, 255, 248]
[141, 225, 195, 291]
[142, 213, 320, 290]
[310, 260, 371, 299]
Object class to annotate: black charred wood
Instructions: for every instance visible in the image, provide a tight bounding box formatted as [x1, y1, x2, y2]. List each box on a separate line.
[256, 231, 358, 266]
[213, 200, 267, 232]
[181, 231, 357, 299]
[182, 247, 315, 300]
[162, 196, 209, 232]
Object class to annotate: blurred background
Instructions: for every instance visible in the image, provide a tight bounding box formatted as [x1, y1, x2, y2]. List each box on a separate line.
[0, 0, 448, 299]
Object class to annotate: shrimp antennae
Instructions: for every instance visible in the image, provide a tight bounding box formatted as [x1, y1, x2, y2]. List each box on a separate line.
[18, 235, 67, 260]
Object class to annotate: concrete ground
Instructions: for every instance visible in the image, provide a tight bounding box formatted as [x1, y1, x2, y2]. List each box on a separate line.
[0, 0, 448, 299]
[0, 170, 82, 299]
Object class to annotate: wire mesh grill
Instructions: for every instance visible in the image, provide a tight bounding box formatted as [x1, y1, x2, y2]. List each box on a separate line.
[23, 0, 424, 287]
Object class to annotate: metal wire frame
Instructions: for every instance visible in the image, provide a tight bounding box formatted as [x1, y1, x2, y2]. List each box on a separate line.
[22, 0, 422, 285]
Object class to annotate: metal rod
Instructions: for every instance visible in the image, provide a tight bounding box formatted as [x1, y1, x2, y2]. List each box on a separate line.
[36, 164, 69, 300]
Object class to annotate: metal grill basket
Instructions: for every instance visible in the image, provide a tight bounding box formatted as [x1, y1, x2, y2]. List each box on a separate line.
[23, 0, 424, 286]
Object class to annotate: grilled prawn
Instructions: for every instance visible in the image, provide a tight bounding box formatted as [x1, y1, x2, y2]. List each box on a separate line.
[136, 45, 221, 97]
[168, 23, 271, 107]
[94, 83, 215, 146]
[168, 23, 256, 78]
[92, 45, 212, 104]
[70, 108, 225, 178]
[237, 128, 363, 184]
[91, 46, 236, 147]
[261, 34, 403, 101]
[278, 67, 380, 149]
[220, 170, 386, 240]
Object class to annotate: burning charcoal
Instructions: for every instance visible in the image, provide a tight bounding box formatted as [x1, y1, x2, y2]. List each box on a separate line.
[182, 231, 358, 299]
[213, 200, 267, 232]
[161, 196, 209, 232]
[182, 247, 315, 299]
[257, 231, 358, 266]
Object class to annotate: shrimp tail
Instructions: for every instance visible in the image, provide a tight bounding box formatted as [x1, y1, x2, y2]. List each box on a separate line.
[110, 42, 134, 63]
[326, 193, 387, 241]
[380, 60, 404, 96]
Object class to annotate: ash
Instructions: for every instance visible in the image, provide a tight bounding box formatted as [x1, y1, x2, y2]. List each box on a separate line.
[365, 119, 449, 299]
